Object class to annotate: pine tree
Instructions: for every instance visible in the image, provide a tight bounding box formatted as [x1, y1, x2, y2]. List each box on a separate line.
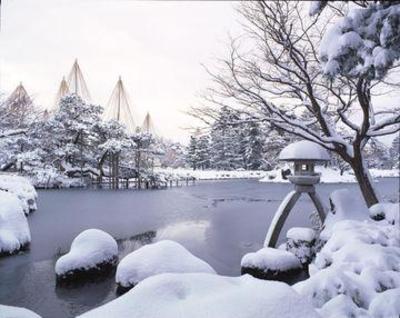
[186, 135, 198, 170]
[243, 121, 264, 170]
[196, 135, 210, 170]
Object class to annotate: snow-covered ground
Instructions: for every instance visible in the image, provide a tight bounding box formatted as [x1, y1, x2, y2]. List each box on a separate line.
[0, 174, 38, 214]
[79, 273, 320, 318]
[55, 229, 118, 278]
[260, 166, 399, 183]
[116, 240, 216, 290]
[0, 191, 31, 255]
[155, 167, 267, 180]
[0, 305, 41, 318]
[156, 167, 398, 183]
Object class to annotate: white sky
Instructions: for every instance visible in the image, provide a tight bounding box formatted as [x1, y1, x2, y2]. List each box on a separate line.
[0, 1, 397, 146]
[0, 0, 240, 143]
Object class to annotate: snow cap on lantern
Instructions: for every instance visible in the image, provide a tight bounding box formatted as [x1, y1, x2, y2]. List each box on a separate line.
[279, 140, 330, 184]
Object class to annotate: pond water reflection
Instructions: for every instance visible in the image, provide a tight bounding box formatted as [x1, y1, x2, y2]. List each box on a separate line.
[0, 179, 398, 317]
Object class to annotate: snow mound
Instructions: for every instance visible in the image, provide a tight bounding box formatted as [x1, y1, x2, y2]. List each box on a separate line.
[321, 189, 368, 240]
[279, 140, 330, 161]
[369, 202, 399, 225]
[0, 305, 41, 318]
[0, 174, 38, 215]
[55, 229, 118, 276]
[369, 288, 400, 318]
[287, 227, 316, 242]
[241, 247, 302, 272]
[0, 191, 31, 255]
[116, 240, 216, 289]
[79, 273, 320, 318]
[317, 294, 370, 318]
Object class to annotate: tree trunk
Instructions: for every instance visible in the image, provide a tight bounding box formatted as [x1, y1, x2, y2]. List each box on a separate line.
[350, 157, 379, 208]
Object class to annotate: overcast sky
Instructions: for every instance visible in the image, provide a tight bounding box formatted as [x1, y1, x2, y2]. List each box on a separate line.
[0, 0, 241, 143]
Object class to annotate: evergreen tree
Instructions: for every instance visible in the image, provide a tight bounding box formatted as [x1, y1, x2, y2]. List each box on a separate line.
[196, 135, 211, 170]
[186, 135, 198, 169]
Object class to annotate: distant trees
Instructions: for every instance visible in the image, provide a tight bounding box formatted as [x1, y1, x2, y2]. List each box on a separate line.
[0, 93, 158, 187]
[199, 1, 400, 206]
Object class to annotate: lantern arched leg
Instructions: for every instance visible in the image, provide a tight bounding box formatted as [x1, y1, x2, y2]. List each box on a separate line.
[308, 191, 326, 224]
[264, 191, 302, 248]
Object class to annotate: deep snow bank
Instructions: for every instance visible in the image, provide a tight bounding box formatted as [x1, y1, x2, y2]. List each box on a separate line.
[0, 174, 38, 215]
[116, 240, 216, 292]
[0, 191, 31, 255]
[0, 305, 41, 318]
[79, 273, 320, 318]
[55, 229, 118, 282]
[294, 194, 400, 318]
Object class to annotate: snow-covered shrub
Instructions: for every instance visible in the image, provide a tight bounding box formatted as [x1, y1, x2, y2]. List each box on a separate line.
[0, 174, 38, 215]
[0, 304, 41, 318]
[79, 273, 320, 318]
[286, 227, 317, 264]
[294, 190, 400, 317]
[369, 202, 399, 225]
[115, 240, 216, 293]
[241, 247, 302, 282]
[55, 229, 118, 283]
[0, 191, 31, 255]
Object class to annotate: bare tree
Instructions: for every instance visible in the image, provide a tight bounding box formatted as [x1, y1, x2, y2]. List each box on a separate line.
[201, 1, 400, 207]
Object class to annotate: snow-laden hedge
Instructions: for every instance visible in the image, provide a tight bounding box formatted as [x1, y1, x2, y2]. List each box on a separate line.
[0, 191, 31, 255]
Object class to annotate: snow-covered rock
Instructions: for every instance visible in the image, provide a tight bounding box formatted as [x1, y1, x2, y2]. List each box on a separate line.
[241, 247, 302, 282]
[279, 140, 330, 162]
[116, 240, 216, 293]
[0, 174, 38, 215]
[369, 202, 399, 225]
[55, 229, 118, 283]
[0, 191, 31, 256]
[0, 305, 41, 318]
[79, 273, 321, 318]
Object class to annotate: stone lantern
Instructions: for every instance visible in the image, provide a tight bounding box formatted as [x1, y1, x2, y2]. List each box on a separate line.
[264, 140, 330, 247]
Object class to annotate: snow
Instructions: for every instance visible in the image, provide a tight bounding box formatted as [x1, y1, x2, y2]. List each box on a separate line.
[0, 174, 38, 215]
[287, 227, 316, 242]
[369, 288, 400, 318]
[241, 247, 302, 272]
[155, 167, 267, 181]
[279, 140, 330, 162]
[116, 240, 216, 288]
[0, 305, 41, 318]
[55, 229, 118, 276]
[0, 191, 31, 255]
[321, 189, 368, 240]
[294, 189, 400, 317]
[79, 273, 320, 318]
[369, 202, 399, 225]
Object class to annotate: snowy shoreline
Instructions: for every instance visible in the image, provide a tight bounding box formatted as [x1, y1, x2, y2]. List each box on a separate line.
[156, 167, 398, 183]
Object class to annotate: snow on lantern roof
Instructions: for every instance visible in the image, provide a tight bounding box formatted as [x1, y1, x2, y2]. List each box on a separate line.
[279, 140, 330, 162]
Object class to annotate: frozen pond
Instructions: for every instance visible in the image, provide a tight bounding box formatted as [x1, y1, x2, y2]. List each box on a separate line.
[0, 178, 398, 317]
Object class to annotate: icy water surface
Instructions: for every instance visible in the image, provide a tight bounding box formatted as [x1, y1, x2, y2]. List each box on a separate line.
[0, 179, 398, 317]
